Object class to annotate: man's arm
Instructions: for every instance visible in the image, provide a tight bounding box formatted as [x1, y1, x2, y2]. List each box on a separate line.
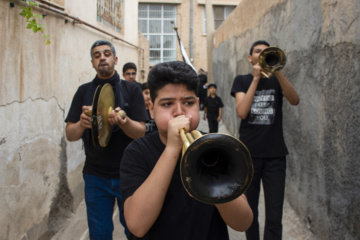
[235, 77, 260, 120]
[65, 106, 92, 141]
[235, 63, 262, 119]
[123, 116, 190, 237]
[217, 107, 222, 122]
[120, 119, 146, 139]
[275, 71, 300, 106]
[203, 107, 207, 120]
[215, 194, 253, 232]
[109, 108, 146, 139]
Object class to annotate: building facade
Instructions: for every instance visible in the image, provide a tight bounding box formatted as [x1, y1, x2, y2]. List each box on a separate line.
[138, 0, 242, 72]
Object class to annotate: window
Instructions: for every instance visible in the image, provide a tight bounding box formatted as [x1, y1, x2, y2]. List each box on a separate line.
[203, 5, 235, 34]
[139, 4, 177, 65]
[97, 0, 123, 33]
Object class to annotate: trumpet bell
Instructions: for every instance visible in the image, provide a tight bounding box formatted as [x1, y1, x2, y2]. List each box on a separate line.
[180, 132, 253, 204]
[259, 47, 286, 74]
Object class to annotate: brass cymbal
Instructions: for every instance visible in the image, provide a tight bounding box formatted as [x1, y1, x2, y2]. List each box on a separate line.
[90, 85, 102, 148]
[84, 83, 126, 148]
[96, 83, 115, 148]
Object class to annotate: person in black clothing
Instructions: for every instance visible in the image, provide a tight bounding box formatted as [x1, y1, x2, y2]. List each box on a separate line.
[197, 68, 208, 110]
[141, 82, 157, 134]
[65, 40, 148, 239]
[123, 62, 142, 89]
[120, 61, 253, 240]
[231, 40, 299, 240]
[203, 83, 224, 133]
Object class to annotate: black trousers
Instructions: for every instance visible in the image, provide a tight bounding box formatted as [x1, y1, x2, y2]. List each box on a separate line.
[245, 156, 286, 240]
[207, 119, 218, 133]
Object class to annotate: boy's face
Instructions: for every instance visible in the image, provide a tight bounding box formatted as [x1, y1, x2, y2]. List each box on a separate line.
[248, 44, 268, 66]
[142, 88, 151, 108]
[149, 83, 199, 140]
[123, 68, 137, 82]
[208, 86, 217, 94]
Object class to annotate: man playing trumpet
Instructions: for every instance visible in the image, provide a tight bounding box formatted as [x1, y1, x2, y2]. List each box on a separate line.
[231, 40, 299, 240]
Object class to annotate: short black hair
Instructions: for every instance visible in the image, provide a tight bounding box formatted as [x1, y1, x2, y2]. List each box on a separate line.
[249, 40, 270, 55]
[90, 40, 116, 57]
[147, 61, 199, 103]
[123, 62, 137, 73]
[208, 83, 217, 89]
[141, 82, 149, 91]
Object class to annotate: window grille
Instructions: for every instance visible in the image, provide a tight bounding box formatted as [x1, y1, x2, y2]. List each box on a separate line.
[139, 4, 177, 64]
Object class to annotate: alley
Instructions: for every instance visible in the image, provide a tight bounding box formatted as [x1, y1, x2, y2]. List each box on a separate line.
[52, 113, 317, 240]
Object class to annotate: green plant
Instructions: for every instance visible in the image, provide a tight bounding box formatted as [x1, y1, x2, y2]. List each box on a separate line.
[19, 0, 50, 45]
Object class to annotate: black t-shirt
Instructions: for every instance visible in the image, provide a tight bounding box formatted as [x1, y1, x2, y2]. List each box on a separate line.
[230, 74, 288, 158]
[120, 132, 229, 240]
[204, 95, 224, 120]
[145, 109, 157, 134]
[65, 73, 148, 178]
[197, 74, 208, 96]
[135, 81, 142, 89]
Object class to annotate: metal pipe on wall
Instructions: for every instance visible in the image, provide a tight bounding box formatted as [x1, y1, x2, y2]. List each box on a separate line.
[34, 1, 142, 50]
[205, 0, 214, 83]
[23, 0, 146, 80]
[190, 0, 194, 61]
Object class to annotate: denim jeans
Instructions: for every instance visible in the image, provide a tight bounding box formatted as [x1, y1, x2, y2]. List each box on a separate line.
[83, 174, 129, 239]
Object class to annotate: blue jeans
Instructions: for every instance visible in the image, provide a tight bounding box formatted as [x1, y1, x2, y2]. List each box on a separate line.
[83, 174, 129, 239]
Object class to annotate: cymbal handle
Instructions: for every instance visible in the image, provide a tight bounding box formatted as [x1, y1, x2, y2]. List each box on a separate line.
[116, 110, 126, 119]
[84, 108, 92, 117]
[109, 107, 126, 119]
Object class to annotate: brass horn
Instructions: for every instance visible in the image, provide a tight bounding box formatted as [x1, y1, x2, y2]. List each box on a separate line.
[259, 47, 286, 78]
[179, 129, 253, 204]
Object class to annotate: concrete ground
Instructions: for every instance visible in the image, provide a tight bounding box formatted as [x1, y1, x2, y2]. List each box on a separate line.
[52, 115, 318, 240]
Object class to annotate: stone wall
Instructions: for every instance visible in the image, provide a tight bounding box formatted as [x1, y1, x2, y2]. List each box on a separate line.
[212, 0, 360, 239]
[0, 0, 147, 239]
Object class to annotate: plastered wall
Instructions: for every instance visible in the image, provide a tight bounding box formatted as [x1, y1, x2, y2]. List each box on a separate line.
[0, 0, 147, 239]
[212, 0, 360, 239]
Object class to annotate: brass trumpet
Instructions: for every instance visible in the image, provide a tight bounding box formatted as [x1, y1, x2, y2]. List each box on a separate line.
[259, 47, 286, 78]
[179, 129, 253, 204]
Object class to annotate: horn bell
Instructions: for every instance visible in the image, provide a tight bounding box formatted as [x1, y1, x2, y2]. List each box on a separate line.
[180, 132, 253, 205]
[259, 47, 286, 74]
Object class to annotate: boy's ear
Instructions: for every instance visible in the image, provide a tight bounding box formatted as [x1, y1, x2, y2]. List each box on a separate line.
[149, 100, 154, 119]
[248, 54, 253, 63]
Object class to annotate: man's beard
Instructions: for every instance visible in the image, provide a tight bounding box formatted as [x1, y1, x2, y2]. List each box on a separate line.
[98, 65, 114, 78]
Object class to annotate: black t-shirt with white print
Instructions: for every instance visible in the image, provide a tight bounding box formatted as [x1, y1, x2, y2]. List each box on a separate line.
[231, 74, 288, 158]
